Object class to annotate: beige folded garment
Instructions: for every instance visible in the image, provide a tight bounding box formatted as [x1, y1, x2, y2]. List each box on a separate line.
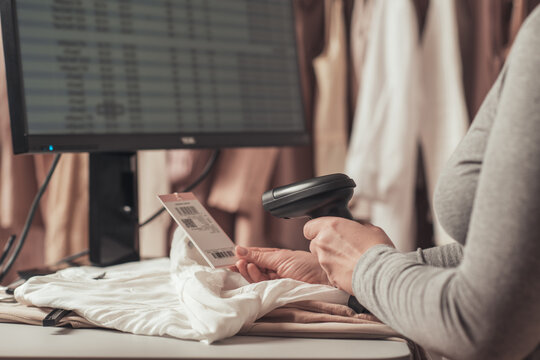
[259, 300, 381, 324]
[0, 300, 394, 338]
[0, 302, 94, 328]
[1, 300, 383, 329]
[243, 301, 429, 360]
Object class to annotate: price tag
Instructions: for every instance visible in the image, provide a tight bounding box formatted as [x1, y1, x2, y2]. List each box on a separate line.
[158, 192, 237, 268]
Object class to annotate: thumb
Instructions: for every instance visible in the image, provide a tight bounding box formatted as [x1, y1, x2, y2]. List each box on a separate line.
[235, 246, 281, 272]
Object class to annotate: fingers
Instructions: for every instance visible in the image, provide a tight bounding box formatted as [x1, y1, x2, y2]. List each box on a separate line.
[236, 259, 253, 282]
[240, 247, 281, 253]
[304, 217, 342, 240]
[308, 240, 318, 256]
[235, 246, 281, 271]
[247, 263, 269, 282]
[235, 259, 274, 283]
[235, 246, 279, 257]
[234, 246, 285, 283]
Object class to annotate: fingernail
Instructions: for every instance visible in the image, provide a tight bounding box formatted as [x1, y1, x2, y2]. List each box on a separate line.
[236, 246, 248, 256]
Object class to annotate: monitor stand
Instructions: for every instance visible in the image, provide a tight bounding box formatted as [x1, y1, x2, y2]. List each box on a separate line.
[89, 152, 140, 266]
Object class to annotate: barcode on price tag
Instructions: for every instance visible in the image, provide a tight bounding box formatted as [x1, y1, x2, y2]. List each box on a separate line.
[176, 206, 199, 216]
[181, 218, 197, 229]
[209, 250, 236, 259]
[158, 192, 236, 268]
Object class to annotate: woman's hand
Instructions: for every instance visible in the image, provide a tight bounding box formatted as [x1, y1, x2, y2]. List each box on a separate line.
[304, 217, 394, 294]
[232, 247, 330, 286]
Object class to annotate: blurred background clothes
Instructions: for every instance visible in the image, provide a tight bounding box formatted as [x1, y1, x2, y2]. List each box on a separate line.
[345, 0, 468, 251]
[1, 0, 539, 283]
[456, 0, 540, 121]
[312, 0, 349, 176]
[345, 0, 422, 251]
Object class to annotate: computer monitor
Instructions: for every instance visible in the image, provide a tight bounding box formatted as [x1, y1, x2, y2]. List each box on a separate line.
[1, 0, 308, 265]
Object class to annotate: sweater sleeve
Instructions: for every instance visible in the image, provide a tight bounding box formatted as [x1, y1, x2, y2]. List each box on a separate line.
[405, 243, 464, 268]
[352, 9, 540, 360]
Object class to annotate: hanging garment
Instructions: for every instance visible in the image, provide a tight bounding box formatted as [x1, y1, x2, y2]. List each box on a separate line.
[312, 0, 349, 176]
[456, 0, 539, 121]
[417, 0, 469, 246]
[345, 0, 468, 250]
[346, 0, 375, 220]
[14, 228, 349, 344]
[345, 0, 420, 251]
[138, 150, 170, 258]
[294, 0, 326, 128]
[206, 147, 314, 251]
[349, 0, 375, 101]
[42, 154, 89, 264]
[207, 147, 280, 248]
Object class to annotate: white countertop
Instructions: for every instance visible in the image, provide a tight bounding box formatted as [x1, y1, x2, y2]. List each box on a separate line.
[0, 322, 411, 360]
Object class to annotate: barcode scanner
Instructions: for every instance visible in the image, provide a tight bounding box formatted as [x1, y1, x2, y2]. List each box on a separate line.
[262, 173, 356, 220]
[262, 173, 370, 315]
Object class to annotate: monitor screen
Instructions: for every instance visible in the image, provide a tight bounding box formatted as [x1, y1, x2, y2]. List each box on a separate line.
[2, 0, 308, 153]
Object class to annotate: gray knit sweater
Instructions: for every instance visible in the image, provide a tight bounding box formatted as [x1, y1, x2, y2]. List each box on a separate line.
[352, 6, 540, 360]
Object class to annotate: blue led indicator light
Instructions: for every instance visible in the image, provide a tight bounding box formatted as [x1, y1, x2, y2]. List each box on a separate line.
[49, 145, 54, 151]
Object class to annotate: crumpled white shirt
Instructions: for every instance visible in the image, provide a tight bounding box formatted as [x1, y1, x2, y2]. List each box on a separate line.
[14, 228, 349, 343]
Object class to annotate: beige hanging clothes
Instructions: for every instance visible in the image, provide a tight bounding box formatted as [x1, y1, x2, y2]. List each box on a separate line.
[138, 150, 169, 258]
[350, 0, 375, 103]
[207, 148, 279, 248]
[42, 154, 89, 264]
[312, 0, 349, 176]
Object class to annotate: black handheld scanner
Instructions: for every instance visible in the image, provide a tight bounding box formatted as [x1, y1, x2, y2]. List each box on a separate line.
[262, 173, 356, 220]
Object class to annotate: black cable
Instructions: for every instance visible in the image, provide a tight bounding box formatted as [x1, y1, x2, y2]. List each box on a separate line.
[0, 235, 16, 266]
[139, 149, 221, 227]
[0, 154, 62, 283]
[54, 249, 89, 266]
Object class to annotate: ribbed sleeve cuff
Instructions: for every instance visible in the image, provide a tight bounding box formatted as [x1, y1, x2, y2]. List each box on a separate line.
[351, 244, 396, 299]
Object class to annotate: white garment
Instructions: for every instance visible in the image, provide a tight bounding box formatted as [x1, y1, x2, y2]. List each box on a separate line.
[15, 228, 348, 344]
[345, 0, 420, 250]
[417, 0, 469, 246]
[345, 0, 468, 250]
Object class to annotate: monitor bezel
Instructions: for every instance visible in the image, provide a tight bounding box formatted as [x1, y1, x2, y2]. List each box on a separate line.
[1, 0, 310, 155]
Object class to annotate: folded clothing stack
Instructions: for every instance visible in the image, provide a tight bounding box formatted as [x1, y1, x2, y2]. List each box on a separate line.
[10, 229, 354, 343]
